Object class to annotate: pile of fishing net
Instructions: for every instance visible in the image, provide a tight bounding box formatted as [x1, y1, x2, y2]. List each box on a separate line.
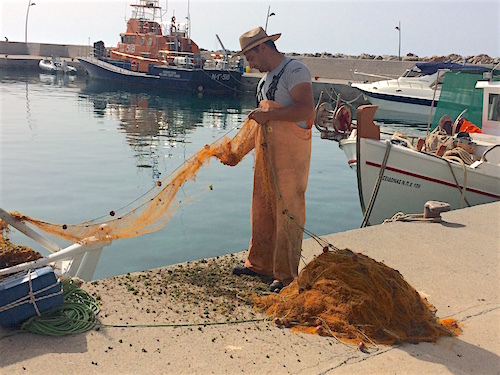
[0, 222, 42, 281]
[254, 249, 460, 346]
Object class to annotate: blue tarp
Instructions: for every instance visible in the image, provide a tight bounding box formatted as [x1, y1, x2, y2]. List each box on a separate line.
[415, 62, 492, 75]
[415, 62, 464, 75]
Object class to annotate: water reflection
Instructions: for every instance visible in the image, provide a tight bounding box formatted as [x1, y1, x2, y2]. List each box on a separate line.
[25, 80, 36, 132]
[39, 73, 76, 87]
[79, 80, 255, 181]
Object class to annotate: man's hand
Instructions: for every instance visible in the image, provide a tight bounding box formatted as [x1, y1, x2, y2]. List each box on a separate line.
[248, 108, 270, 124]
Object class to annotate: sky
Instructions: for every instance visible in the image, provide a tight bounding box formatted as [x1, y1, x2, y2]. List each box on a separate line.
[1, 0, 499, 58]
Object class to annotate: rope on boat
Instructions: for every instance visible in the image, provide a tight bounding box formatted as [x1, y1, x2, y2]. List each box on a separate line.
[442, 151, 470, 208]
[360, 140, 392, 228]
[321, 84, 365, 106]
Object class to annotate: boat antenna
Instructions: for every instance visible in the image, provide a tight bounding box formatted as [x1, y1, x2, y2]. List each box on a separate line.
[187, 0, 191, 40]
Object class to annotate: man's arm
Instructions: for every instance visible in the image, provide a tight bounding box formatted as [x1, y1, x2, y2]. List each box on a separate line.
[248, 82, 315, 124]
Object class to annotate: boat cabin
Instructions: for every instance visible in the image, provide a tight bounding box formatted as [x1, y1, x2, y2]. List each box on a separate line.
[476, 80, 500, 136]
[109, 0, 201, 69]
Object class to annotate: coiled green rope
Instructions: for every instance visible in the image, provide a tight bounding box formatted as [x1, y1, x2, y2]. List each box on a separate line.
[20, 278, 100, 336]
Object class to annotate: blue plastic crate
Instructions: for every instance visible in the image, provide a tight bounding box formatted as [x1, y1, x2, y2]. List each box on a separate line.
[0, 266, 64, 328]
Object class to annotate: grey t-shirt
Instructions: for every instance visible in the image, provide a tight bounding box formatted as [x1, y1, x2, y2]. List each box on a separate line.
[257, 57, 312, 129]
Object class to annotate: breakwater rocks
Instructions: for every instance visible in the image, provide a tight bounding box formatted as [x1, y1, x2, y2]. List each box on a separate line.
[290, 52, 500, 65]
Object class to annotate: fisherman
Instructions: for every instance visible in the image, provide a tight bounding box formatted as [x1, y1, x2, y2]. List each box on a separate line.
[229, 26, 315, 292]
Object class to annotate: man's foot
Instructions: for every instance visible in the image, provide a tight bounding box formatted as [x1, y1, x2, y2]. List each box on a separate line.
[269, 280, 284, 293]
[232, 265, 260, 277]
[232, 266, 274, 283]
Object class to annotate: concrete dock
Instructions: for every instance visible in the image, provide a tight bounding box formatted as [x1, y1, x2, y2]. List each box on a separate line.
[1, 201, 498, 374]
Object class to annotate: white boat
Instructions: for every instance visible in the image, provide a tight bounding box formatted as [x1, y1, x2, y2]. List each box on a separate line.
[316, 70, 500, 225]
[39, 57, 77, 74]
[351, 62, 489, 124]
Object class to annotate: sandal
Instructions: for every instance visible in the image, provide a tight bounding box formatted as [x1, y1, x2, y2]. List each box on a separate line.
[232, 265, 260, 277]
[269, 280, 284, 293]
[233, 265, 274, 283]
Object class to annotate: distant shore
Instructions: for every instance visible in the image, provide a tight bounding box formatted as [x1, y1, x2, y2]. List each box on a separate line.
[286, 52, 500, 65]
[1, 40, 498, 65]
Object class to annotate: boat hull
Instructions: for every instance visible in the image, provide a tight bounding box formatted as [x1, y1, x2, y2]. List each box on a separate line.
[352, 83, 438, 124]
[78, 57, 243, 94]
[340, 137, 500, 224]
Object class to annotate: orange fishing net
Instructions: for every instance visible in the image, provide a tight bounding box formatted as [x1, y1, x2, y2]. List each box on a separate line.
[254, 249, 460, 346]
[10, 117, 258, 244]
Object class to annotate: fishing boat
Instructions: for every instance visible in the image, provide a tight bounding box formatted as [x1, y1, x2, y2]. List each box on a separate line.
[316, 68, 500, 225]
[351, 62, 490, 124]
[39, 57, 77, 74]
[78, 0, 243, 94]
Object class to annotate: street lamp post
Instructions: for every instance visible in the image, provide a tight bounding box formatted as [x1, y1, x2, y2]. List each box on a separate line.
[25, 1, 36, 44]
[395, 21, 401, 61]
[265, 5, 275, 32]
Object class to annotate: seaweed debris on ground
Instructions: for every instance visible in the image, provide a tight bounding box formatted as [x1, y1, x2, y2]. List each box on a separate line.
[83, 253, 271, 327]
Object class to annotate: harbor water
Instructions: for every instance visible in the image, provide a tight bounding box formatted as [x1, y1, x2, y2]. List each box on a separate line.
[0, 71, 425, 279]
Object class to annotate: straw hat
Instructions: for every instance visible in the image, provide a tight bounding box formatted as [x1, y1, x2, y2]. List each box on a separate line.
[239, 27, 281, 54]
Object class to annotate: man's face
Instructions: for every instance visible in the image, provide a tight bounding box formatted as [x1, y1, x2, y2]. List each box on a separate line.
[244, 44, 266, 72]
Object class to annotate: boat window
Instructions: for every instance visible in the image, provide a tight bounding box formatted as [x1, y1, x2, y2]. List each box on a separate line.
[148, 38, 153, 46]
[121, 35, 125, 43]
[140, 37, 145, 45]
[126, 36, 130, 44]
[403, 67, 421, 78]
[131, 36, 135, 44]
[488, 93, 500, 121]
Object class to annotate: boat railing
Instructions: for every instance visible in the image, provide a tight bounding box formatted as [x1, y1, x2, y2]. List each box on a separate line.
[351, 70, 398, 83]
[0, 208, 108, 281]
[80, 46, 239, 72]
[159, 50, 200, 68]
[351, 70, 439, 89]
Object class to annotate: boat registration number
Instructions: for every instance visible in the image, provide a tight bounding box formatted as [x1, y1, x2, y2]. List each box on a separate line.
[382, 175, 421, 189]
[211, 73, 231, 81]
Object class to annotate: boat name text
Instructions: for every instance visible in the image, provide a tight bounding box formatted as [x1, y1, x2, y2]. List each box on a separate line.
[160, 71, 181, 79]
[382, 176, 421, 188]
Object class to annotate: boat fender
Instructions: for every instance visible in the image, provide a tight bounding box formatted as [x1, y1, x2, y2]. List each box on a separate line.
[457, 118, 481, 134]
[437, 115, 453, 135]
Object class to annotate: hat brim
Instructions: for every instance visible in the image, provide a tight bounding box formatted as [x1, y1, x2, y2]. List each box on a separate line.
[238, 33, 281, 55]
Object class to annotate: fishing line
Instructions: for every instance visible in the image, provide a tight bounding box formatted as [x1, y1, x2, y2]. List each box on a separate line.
[81, 120, 245, 224]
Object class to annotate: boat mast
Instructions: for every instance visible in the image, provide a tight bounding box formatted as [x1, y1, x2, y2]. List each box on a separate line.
[216, 34, 228, 63]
